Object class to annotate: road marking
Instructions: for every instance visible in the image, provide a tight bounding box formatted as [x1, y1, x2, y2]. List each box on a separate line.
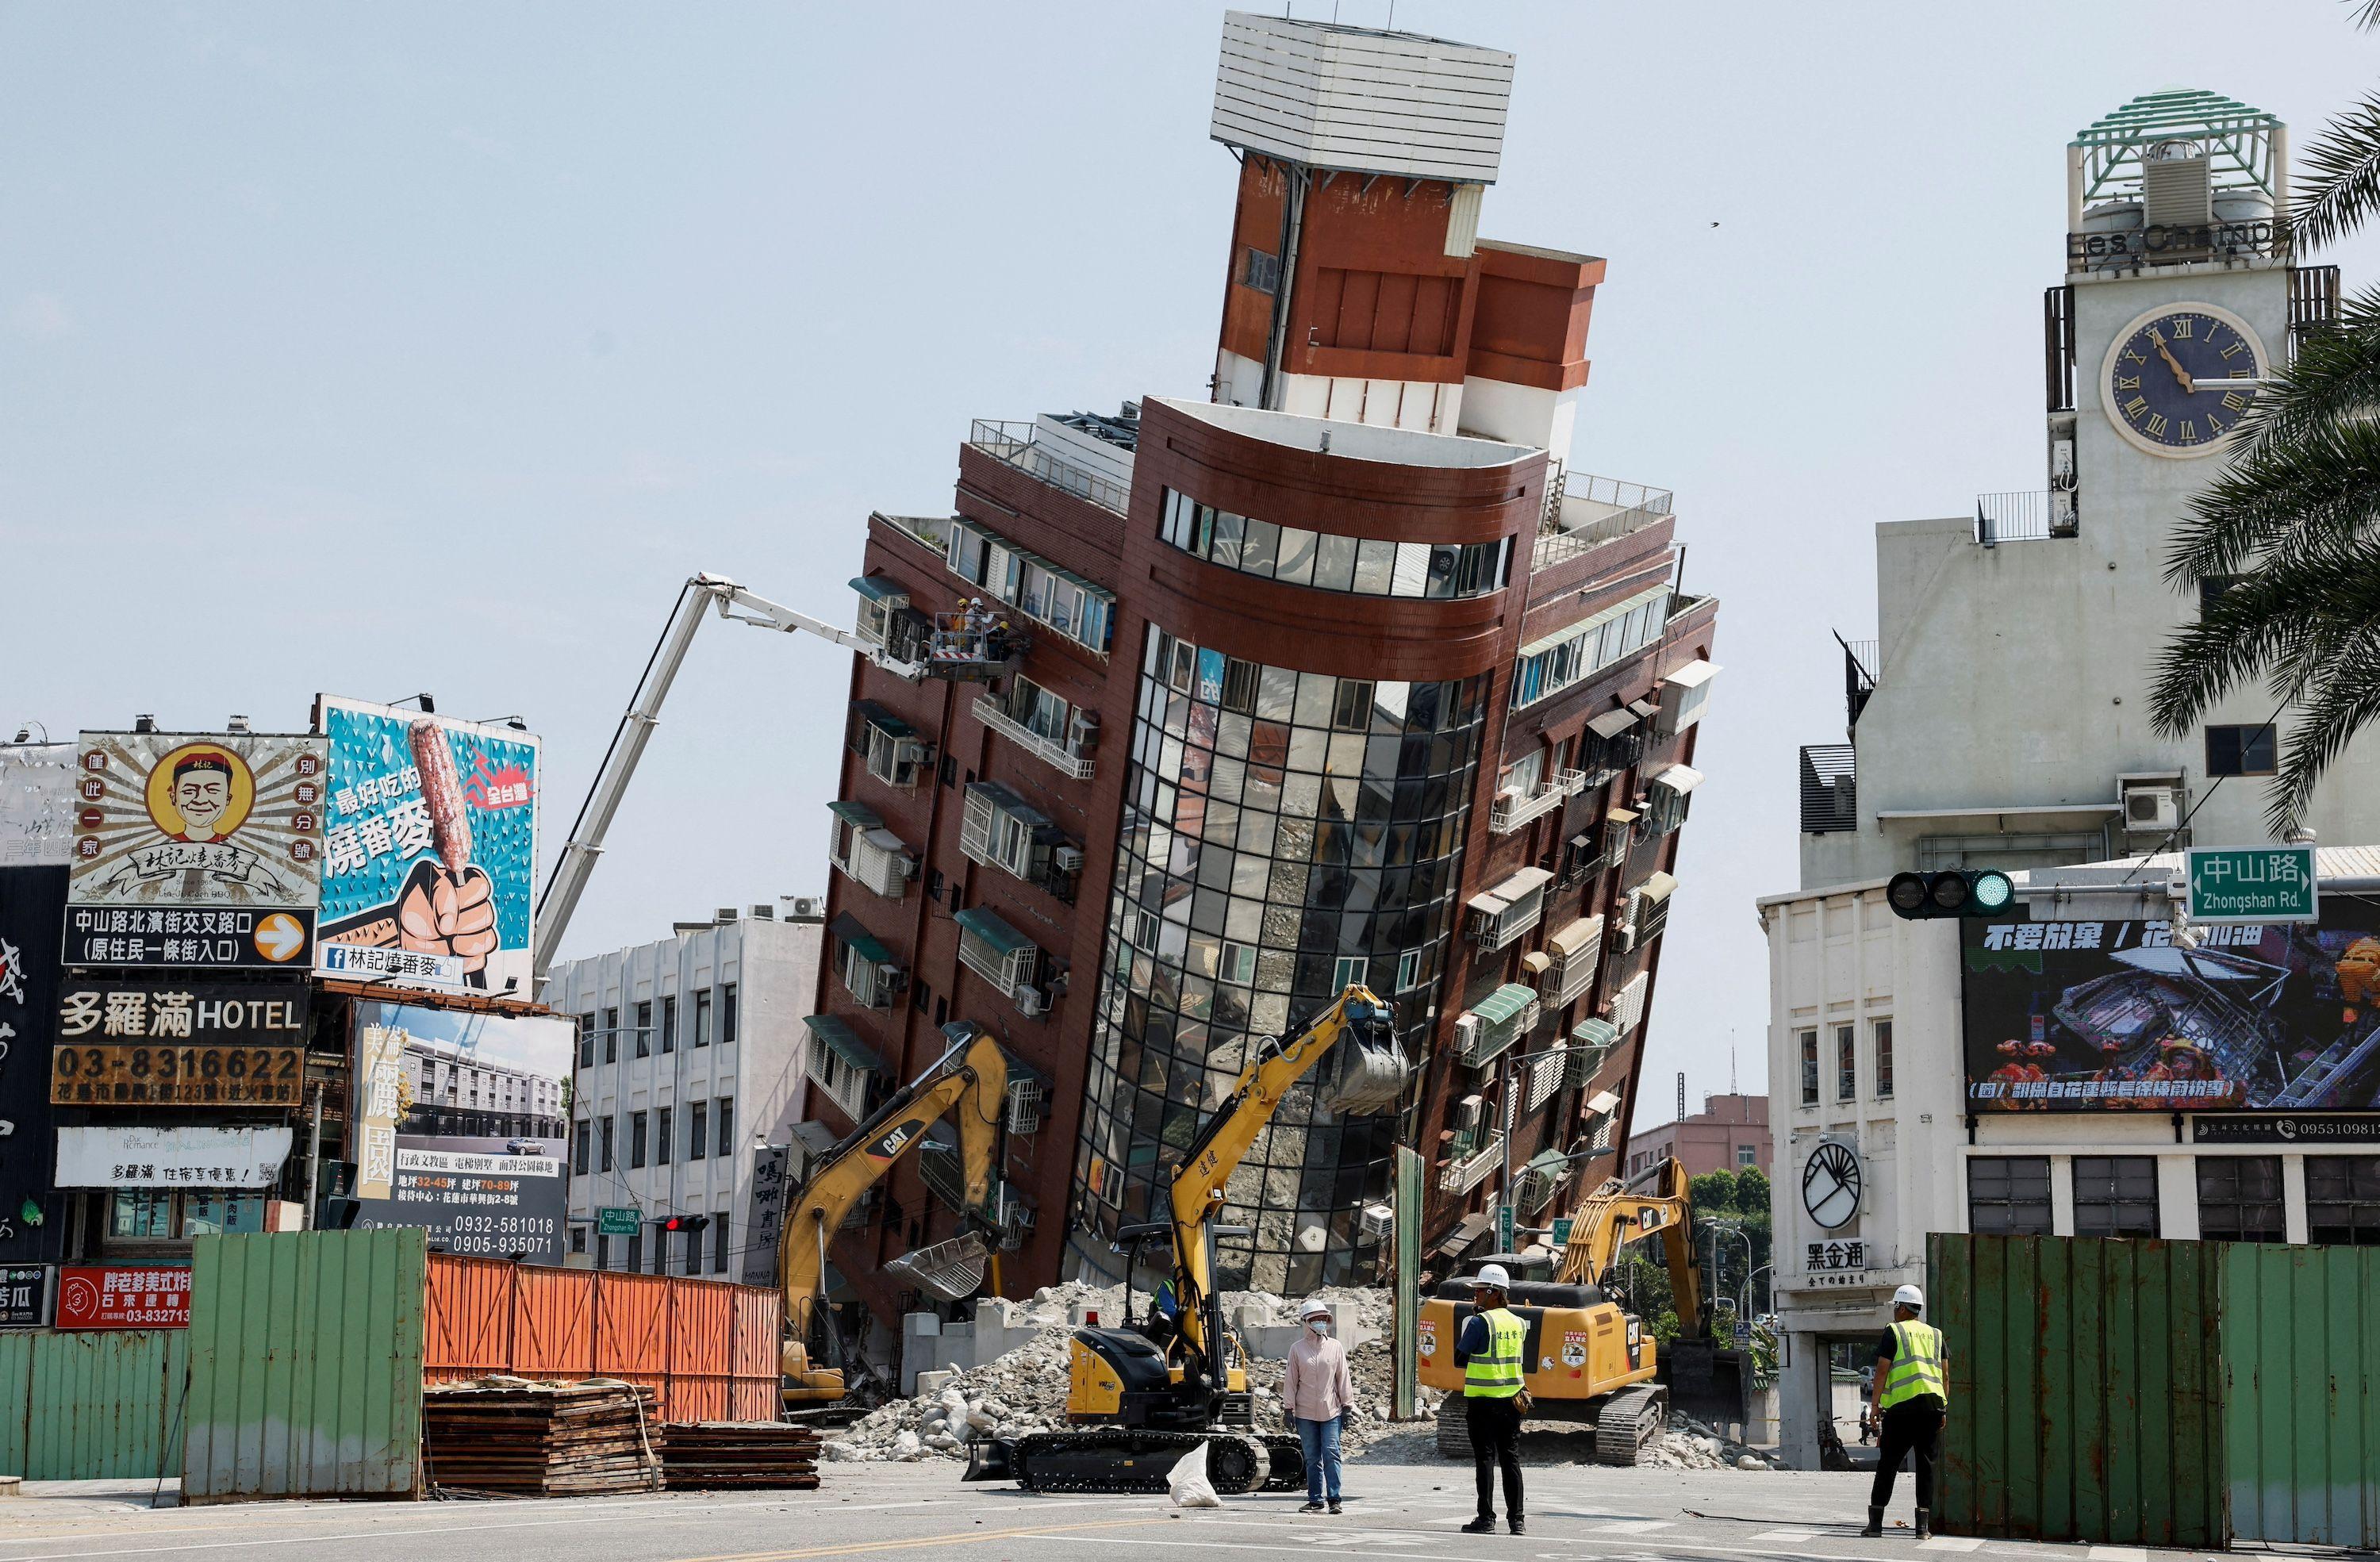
[2087, 1550, 2149, 1561]
[1587, 1521, 1672, 1535]
[1917, 1540, 1984, 1552]
[1746, 1531, 1830, 1546]
[0, 1498, 1108, 1560]
[670, 1516, 1173, 1561]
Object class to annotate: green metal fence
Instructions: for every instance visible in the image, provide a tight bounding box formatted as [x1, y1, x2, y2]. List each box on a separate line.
[182, 1229, 428, 1502]
[0, 1329, 188, 1480]
[1930, 1233, 2225, 1549]
[2222, 1242, 2380, 1549]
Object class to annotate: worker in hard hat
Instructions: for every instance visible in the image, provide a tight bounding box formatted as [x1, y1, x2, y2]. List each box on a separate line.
[1284, 1298, 1354, 1515]
[2337, 935, 2380, 1021]
[2144, 1038, 2236, 1109]
[1862, 1284, 1948, 1541]
[1454, 1264, 1526, 1536]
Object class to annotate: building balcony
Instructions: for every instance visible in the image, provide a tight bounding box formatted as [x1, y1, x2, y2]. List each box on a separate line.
[1439, 1132, 1506, 1195]
[968, 420, 1130, 515]
[1534, 473, 1673, 567]
[1457, 983, 1541, 1068]
[1488, 768, 1586, 835]
[973, 695, 1096, 780]
[1467, 866, 1551, 949]
[1975, 489, 2076, 546]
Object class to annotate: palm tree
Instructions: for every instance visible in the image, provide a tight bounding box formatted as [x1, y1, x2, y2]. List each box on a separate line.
[2150, 33, 2380, 834]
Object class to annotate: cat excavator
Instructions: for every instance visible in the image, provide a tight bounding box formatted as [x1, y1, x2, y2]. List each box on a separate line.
[964, 984, 1413, 1495]
[780, 1023, 1010, 1410]
[1418, 1155, 1743, 1464]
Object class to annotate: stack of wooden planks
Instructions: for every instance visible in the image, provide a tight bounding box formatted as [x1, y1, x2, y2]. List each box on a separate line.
[423, 1379, 664, 1496]
[658, 1421, 822, 1490]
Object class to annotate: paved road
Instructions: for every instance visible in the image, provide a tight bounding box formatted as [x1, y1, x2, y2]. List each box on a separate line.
[0, 1462, 2233, 1562]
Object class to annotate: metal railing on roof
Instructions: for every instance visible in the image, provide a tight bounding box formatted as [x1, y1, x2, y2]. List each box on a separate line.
[1535, 472, 1676, 565]
[1975, 490, 2075, 546]
[969, 420, 1131, 515]
[1834, 633, 1879, 734]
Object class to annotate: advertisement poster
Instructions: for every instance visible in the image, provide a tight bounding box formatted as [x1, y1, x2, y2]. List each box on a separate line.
[52, 980, 309, 1107]
[314, 698, 540, 996]
[0, 1265, 48, 1327]
[0, 866, 69, 1262]
[56, 1265, 190, 1330]
[350, 1000, 570, 1263]
[53, 1124, 294, 1188]
[0, 744, 75, 867]
[64, 731, 324, 969]
[1963, 910, 2380, 1111]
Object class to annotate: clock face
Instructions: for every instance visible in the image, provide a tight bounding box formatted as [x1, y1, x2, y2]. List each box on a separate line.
[1802, 1141, 1862, 1230]
[2101, 304, 2266, 459]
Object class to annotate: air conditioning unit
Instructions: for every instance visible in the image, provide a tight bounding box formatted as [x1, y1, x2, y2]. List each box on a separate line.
[1014, 985, 1047, 1018]
[1453, 1093, 1484, 1135]
[896, 737, 934, 768]
[2125, 785, 2181, 833]
[1611, 918, 1638, 955]
[784, 896, 823, 921]
[1053, 845, 1086, 873]
[1453, 1013, 1481, 1055]
[1357, 1202, 1394, 1242]
[876, 962, 909, 997]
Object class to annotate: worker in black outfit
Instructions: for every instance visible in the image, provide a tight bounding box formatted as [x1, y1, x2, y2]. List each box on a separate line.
[1863, 1283, 1948, 1539]
[1452, 1264, 1526, 1536]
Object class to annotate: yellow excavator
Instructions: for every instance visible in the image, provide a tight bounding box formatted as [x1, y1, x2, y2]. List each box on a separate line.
[964, 984, 1412, 1494]
[1418, 1155, 1741, 1464]
[780, 1023, 1009, 1410]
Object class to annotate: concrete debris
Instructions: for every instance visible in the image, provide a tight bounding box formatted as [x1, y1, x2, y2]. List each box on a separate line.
[828, 1282, 1782, 1475]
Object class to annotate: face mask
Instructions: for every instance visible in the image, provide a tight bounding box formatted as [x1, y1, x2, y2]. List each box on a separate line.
[1307, 1318, 1328, 1334]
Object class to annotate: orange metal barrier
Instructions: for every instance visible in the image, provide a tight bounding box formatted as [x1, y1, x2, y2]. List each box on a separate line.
[420, 1257, 780, 1420]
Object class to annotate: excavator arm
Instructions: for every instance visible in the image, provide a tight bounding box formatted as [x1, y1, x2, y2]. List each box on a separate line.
[1162, 985, 1404, 1374]
[778, 1027, 1008, 1399]
[1553, 1155, 1706, 1338]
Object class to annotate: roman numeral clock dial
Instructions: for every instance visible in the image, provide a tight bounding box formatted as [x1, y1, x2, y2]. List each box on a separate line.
[2099, 303, 2267, 458]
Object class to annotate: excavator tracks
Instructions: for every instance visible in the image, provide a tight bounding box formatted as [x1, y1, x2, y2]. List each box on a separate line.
[1592, 1384, 1668, 1466]
[983, 1428, 1273, 1495]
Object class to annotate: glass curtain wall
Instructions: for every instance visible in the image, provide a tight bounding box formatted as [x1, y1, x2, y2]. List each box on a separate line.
[1068, 622, 1489, 1292]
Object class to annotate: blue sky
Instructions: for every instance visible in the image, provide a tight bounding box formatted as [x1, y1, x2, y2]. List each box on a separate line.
[9, 2, 2380, 1111]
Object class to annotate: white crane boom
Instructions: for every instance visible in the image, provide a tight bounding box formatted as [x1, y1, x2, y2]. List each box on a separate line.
[532, 572, 919, 984]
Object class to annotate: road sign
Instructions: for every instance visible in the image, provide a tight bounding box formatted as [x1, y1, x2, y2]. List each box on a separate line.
[1733, 1318, 1752, 1345]
[1495, 1203, 1514, 1253]
[2186, 845, 2318, 923]
[597, 1206, 641, 1238]
[1551, 1216, 1574, 1248]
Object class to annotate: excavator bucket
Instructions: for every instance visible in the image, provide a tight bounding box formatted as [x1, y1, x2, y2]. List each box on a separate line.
[883, 1232, 991, 1302]
[1318, 996, 1414, 1115]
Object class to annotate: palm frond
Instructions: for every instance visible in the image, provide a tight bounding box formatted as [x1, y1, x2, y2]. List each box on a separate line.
[2267, 638, 2380, 833]
[2228, 288, 2380, 457]
[2292, 95, 2380, 252]
[2355, 0, 2380, 31]
[2160, 415, 2380, 586]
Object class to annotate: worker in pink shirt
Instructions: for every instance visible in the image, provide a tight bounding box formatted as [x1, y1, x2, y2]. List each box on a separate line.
[1284, 1298, 1357, 1514]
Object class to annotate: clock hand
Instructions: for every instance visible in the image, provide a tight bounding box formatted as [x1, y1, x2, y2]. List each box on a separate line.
[2152, 336, 2197, 394]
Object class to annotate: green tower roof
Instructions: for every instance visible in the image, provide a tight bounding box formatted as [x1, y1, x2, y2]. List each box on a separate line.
[2072, 89, 2283, 203]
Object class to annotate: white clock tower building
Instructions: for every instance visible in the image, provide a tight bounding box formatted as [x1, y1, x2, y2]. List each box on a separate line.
[1762, 92, 2380, 1469]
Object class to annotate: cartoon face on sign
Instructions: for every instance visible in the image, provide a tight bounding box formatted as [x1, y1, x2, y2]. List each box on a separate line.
[148, 746, 253, 843]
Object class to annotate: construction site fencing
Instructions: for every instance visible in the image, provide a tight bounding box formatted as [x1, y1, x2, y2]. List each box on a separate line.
[423, 1252, 781, 1422]
[0, 1328, 188, 1481]
[1930, 1231, 2380, 1551]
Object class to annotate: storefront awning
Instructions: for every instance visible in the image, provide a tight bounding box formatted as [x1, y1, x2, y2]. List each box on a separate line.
[827, 799, 884, 827]
[1519, 950, 1552, 976]
[1628, 698, 1660, 720]
[954, 904, 1034, 956]
[1587, 708, 1639, 739]
[1585, 1088, 1621, 1118]
[802, 1014, 885, 1074]
[1471, 983, 1539, 1027]
[1433, 1210, 1494, 1260]
[1547, 915, 1603, 960]
[850, 700, 916, 739]
[789, 1119, 840, 1154]
[1572, 1016, 1620, 1049]
[1662, 658, 1722, 690]
[1652, 764, 1704, 796]
[1636, 870, 1679, 905]
[850, 574, 908, 604]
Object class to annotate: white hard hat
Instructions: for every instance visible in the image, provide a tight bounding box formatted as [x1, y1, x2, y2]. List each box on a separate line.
[1894, 1284, 1925, 1309]
[1472, 1263, 1511, 1291]
[1299, 1299, 1331, 1319]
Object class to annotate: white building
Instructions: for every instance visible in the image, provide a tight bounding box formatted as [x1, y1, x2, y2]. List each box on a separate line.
[1768, 92, 2380, 1468]
[545, 899, 823, 1284]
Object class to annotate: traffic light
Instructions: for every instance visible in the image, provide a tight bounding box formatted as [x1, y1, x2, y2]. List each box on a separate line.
[1885, 868, 2016, 920]
[660, 1215, 711, 1234]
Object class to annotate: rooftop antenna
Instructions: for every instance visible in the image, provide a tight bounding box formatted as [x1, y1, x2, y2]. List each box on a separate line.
[1676, 1071, 1686, 1123]
[1730, 1042, 1737, 1096]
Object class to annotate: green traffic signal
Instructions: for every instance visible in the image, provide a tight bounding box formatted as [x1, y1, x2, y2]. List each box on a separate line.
[1885, 869, 2017, 919]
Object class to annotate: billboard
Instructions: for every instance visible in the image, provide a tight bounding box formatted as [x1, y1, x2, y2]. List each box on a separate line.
[349, 1000, 570, 1262]
[51, 980, 309, 1107]
[64, 731, 325, 969]
[1963, 910, 2380, 1112]
[315, 698, 540, 996]
[56, 1265, 190, 1330]
[0, 866, 69, 1261]
[0, 743, 75, 867]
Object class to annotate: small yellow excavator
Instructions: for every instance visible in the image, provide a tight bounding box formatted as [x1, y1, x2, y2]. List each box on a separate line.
[1417, 1155, 1741, 1464]
[780, 1023, 1009, 1410]
[965, 984, 1413, 1494]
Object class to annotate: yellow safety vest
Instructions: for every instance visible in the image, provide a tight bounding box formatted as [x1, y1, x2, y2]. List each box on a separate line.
[1464, 1307, 1528, 1399]
[1878, 1318, 1947, 1410]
